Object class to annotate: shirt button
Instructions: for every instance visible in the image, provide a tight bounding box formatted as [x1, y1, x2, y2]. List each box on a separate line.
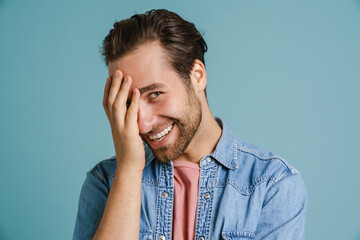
[204, 193, 211, 199]
[206, 157, 212, 163]
[162, 192, 169, 198]
[199, 237, 205, 240]
[159, 236, 166, 240]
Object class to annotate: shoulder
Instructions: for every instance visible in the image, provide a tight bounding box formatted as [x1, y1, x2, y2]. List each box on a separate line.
[236, 137, 299, 179]
[87, 156, 117, 187]
[221, 137, 304, 195]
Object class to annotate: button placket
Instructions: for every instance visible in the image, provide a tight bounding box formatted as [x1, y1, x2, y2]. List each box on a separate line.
[201, 156, 213, 168]
[194, 159, 216, 240]
[204, 193, 211, 199]
[155, 163, 174, 240]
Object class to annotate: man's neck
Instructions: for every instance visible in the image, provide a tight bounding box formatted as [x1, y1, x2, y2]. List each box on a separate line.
[175, 107, 222, 164]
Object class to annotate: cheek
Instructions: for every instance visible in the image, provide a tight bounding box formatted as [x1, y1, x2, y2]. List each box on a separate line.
[155, 98, 184, 117]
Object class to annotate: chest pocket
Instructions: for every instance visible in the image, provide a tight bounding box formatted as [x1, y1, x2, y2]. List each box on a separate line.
[221, 231, 255, 240]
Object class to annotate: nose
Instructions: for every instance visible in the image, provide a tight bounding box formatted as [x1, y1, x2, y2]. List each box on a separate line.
[137, 101, 157, 134]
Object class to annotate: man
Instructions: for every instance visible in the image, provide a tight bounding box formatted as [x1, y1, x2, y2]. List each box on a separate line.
[73, 9, 307, 240]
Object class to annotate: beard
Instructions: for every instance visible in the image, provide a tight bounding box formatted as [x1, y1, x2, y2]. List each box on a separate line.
[142, 87, 202, 163]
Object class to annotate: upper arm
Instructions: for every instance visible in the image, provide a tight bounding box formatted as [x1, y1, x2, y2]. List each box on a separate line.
[254, 173, 308, 240]
[73, 171, 109, 240]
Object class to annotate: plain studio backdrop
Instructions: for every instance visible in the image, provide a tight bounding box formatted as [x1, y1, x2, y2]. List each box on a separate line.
[0, 0, 360, 239]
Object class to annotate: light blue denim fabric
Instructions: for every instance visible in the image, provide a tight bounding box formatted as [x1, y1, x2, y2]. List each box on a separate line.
[73, 118, 307, 240]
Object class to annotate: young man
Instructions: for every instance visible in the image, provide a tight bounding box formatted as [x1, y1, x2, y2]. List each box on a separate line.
[73, 9, 307, 240]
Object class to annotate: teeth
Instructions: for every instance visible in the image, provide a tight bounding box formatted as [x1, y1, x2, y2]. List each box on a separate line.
[150, 124, 173, 140]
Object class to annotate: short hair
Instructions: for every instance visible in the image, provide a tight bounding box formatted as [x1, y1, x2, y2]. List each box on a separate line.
[101, 9, 208, 90]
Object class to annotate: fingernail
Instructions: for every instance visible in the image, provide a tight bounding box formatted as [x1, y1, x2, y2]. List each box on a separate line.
[124, 77, 128, 82]
[114, 71, 119, 77]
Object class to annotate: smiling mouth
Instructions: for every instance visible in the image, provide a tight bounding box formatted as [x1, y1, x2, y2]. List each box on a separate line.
[149, 124, 173, 141]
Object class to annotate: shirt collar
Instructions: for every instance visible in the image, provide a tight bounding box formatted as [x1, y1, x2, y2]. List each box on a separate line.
[144, 117, 238, 170]
[144, 141, 155, 166]
[210, 118, 238, 170]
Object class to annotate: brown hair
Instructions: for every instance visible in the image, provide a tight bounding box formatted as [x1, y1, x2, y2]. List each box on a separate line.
[101, 9, 208, 90]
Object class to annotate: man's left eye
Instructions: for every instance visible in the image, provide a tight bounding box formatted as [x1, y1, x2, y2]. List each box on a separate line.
[149, 92, 162, 98]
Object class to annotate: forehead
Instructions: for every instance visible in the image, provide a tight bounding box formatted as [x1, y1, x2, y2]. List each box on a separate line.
[108, 41, 181, 89]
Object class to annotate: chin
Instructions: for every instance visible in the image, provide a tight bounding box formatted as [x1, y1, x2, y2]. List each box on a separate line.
[151, 146, 181, 163]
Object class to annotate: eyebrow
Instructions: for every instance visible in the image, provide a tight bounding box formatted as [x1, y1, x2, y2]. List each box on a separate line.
[139, 83, 166, 94]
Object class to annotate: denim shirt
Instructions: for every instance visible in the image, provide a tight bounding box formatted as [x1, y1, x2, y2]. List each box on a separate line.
[73, 118, 307, 240]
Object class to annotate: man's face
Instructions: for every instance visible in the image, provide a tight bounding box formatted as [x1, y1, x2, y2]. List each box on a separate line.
[108, 41, 202, 163]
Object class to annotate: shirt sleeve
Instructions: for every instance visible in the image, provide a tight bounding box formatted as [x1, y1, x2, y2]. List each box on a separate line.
[254, 172, 308, 240]
[73, 170, 109, 240]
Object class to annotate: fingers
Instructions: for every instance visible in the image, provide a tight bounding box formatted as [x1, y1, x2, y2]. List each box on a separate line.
[102, 76, 112, 118]
[125, 88, 140, 129]
[107, 71, 124, 117]
[114, 76, 132, 118]
[103, 70, 139, 131]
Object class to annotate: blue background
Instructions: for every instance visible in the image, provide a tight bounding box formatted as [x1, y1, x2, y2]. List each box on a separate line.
[1, 0, 359, 239]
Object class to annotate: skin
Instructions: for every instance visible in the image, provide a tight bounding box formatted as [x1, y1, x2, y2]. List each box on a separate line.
[93, 40, 222, 239]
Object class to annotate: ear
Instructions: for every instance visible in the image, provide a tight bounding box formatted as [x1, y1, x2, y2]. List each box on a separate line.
[190, 59, 207, 94]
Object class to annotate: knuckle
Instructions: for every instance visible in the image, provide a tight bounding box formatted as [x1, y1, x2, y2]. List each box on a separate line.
[112, 102, 120, 111]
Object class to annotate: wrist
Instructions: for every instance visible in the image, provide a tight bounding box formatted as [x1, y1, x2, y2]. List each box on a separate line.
[115, 163, 144, 176]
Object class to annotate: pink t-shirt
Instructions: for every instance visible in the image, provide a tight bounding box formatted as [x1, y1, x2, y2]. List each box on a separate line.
[171, 160, 200, 240]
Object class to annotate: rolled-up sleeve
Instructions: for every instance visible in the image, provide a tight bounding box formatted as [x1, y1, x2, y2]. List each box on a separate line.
[73, 170, 109, 240]
[254, 173, 308, 240]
